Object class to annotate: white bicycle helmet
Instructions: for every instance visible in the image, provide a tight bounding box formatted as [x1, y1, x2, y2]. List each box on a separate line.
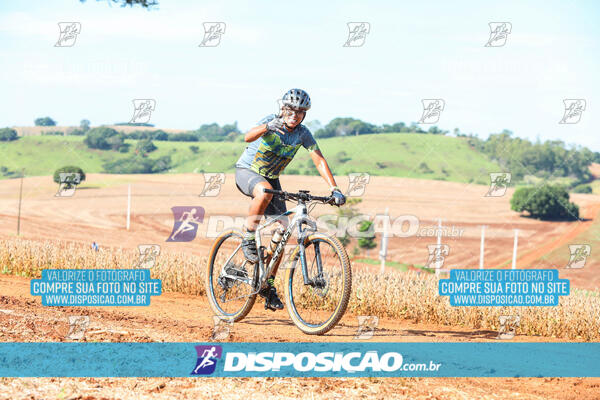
[282, 89, 311, 111]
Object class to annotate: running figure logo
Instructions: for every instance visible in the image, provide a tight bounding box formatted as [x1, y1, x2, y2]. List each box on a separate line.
[191, 345, 222, 375]
[343, 22, 370, 47]
[65, 316, 89, 340]
[135, 244, 160, 268]
[130, 99, 156, 124]
[497, 315, 520, 339]
[211, 316, 233, 341]
[425, 244, 450, 269]
[418, 99, 445, 124]
[199, 22, 226, 47]
[485, 173, 511, 197]
[167, 207, 205, 242]
[199, 173, 225, 197]
[347, 173, 370, 197]
[55, 22, 81, 47]
[485, 22, 512, 47]
[55, 172, 81, 197]
[354, 316, 379, 340]
[565, 244, 591, 269]
[559, 99, 586, 124]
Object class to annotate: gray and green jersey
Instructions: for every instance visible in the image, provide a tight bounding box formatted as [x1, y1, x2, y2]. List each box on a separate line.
[235, 114, 319, 179]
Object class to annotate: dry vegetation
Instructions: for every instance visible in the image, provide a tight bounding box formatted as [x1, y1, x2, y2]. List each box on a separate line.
[2, 237, 599, 341]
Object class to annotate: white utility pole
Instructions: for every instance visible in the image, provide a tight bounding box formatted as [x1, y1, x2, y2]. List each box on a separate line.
[379, 207, 389, 274]
[126, 184, 131, 230]
[512, 229, 519, 269]
[479, 225, 486, 269]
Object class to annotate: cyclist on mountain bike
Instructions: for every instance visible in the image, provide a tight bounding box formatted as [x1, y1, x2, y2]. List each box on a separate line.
[235, 88, 346, 310]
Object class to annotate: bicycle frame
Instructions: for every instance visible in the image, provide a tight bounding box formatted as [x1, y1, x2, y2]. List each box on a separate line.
[218, 200, 320, 295]
[254, 202, 319, 289]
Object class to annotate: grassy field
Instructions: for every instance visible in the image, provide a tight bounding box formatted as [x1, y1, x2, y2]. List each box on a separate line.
[0, 133, 501, 184]
[2, 237, 599, 340]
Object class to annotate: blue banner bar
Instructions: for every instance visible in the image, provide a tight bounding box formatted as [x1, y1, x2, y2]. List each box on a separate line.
[1, 343, 599, 377]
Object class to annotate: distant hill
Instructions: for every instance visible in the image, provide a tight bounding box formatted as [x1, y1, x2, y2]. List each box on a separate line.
[11, 125, 189, 137]
[0, 133, 502, 184]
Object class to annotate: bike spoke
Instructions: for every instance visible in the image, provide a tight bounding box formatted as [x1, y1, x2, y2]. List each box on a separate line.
[209, 235, 256, 316]
[289, 238, 345, 327]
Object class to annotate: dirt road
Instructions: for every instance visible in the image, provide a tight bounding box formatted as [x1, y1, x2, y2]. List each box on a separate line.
[1, 274, 600, 400]
[2, 174, 600, 398]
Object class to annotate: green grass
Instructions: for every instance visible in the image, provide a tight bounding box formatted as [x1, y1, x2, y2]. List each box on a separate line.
[542, 208, 600, 268]
[353, 257, 435, 273]
[286, 133, 501, 183]
[0, 133, 502, 183]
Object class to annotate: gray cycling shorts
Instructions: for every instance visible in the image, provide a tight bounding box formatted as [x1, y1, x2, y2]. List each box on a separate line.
[235, 167, 288, 220]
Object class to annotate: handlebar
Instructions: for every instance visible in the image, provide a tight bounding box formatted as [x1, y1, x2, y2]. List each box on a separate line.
[263, 188, 334, 205]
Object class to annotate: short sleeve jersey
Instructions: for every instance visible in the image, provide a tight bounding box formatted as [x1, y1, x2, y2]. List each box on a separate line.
[235, 114, 319, 179]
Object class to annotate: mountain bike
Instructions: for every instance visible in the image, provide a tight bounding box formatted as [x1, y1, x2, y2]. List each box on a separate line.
[205, 188, 352, 335]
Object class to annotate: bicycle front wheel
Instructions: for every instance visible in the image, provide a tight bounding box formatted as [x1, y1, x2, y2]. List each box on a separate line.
[283, 233, 352, 335]
[205, 229, 258, 322]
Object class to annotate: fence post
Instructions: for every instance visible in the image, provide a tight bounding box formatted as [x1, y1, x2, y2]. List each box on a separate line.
[479, 225, 486, 269]
[512, 229, 519, 269]
[435, 218, 442, 277]
[126, 184, 131, 230]
[379, 207, 389, 274]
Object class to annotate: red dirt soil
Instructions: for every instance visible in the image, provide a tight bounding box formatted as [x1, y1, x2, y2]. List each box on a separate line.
[1, 173, 599, 399]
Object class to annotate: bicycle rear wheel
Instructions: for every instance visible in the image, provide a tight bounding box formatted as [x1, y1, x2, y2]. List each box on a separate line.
[283, 233, 352, 335]
[205, 229, 258, 322]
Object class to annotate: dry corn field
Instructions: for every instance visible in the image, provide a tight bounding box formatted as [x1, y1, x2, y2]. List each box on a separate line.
[2, 237, 599, 341]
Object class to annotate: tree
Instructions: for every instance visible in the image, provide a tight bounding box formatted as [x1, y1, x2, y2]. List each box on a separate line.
[334, 198, 362, 247]
[357, 221, 377, 252]
[84, 127, 126, 150]
[135, 138, 157, 155]
[510, 184, 579, 221]
[80, 119, 91, 132]
[34, 117, 56, 126]
[53, 166, 86, 185]
[0, 128, 18, 141]
[314, 118, 379, 138]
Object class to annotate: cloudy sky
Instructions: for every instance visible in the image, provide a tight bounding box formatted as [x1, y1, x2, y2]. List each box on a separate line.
[1, 0, 599, 149]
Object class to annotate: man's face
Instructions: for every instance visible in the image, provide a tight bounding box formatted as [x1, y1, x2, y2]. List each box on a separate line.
[282, 107, 306, 129]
